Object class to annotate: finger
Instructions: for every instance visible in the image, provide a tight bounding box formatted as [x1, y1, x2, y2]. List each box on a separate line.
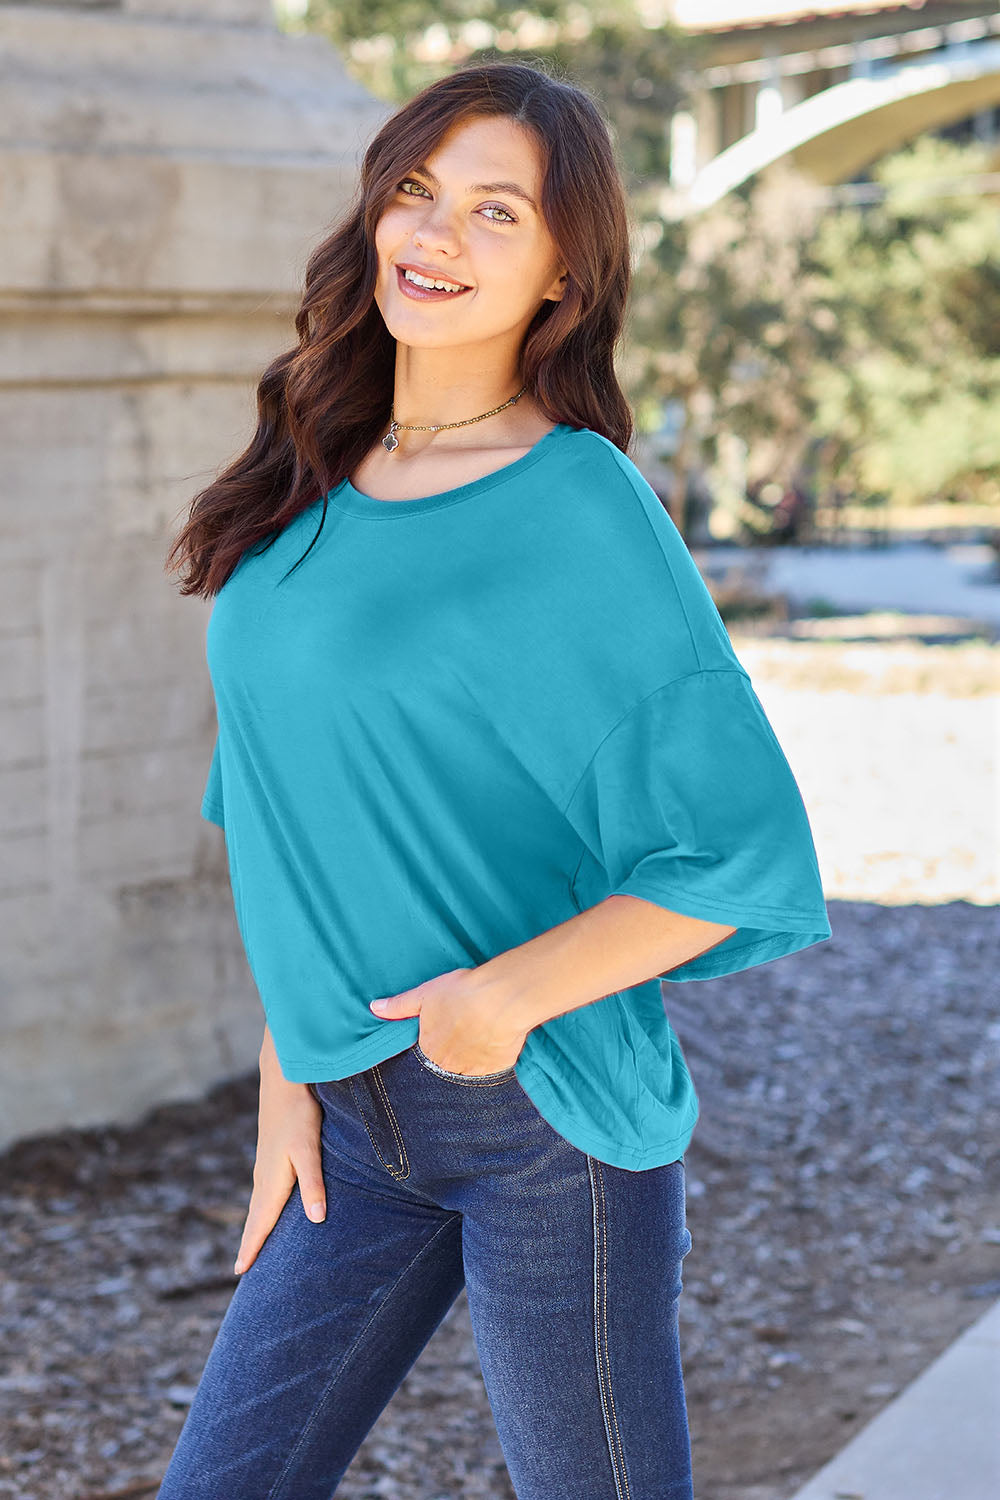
[233, 1167, 294, 1275]
[294, 1140, 326, 1224]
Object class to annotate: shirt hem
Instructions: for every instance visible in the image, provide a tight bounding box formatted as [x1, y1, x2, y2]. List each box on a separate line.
[613, 877, 832, 931]
[200, 797, 225, 828]
[513, 1061, 699, 1171]
[662, 930, 830, 980]
[277, 1023, 423, 1081]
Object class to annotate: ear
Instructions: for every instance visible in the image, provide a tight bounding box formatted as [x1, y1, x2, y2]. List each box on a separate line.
[543, 269, 568, 303]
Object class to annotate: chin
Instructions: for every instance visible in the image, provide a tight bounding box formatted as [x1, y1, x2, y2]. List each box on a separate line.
[380, 308, 473, 347]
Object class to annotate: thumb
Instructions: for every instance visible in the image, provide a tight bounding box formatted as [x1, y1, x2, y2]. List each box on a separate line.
[369, 991, 418, 1018]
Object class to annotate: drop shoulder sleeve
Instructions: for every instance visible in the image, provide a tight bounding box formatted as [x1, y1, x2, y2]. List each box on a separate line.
[200, 733, 225, 829]
[561, 667, 831, 980]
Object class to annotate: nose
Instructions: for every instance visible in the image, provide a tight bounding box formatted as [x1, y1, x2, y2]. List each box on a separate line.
[412, 198, 463, 254]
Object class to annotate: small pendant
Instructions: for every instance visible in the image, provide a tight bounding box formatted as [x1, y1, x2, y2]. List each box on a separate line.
[382, 428, 399, 453]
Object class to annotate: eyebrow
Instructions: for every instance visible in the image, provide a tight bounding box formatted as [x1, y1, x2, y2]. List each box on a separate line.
[409, 163, 538, 211]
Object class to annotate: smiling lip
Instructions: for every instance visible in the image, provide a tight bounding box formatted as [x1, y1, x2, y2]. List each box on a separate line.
[395, 264, 473, 301]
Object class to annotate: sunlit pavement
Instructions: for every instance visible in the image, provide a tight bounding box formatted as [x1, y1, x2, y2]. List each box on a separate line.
[696, 542, 1000, 628]
[726, 644, 999, 906]
[786, 1295, 1000, 1500]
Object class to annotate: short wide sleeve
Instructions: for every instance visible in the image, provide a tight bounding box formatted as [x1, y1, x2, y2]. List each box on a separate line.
[200, 734, 225, 829]
[562, 668, 831, 980]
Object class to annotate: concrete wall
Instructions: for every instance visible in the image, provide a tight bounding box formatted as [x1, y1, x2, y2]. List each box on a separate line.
[0, 0, 389, 1148]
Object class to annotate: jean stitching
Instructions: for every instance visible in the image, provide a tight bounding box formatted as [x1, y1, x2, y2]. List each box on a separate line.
[348, 1074, 408, 1179]
[371, 1062, 411, 1178]
[412, 1042, 515, 1087]
[266, 1211, 463, 1498]
[589, 1157, 633, 1500]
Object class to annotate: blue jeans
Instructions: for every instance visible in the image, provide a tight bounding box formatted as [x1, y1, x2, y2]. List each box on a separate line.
[156, 1041, 694, 1499]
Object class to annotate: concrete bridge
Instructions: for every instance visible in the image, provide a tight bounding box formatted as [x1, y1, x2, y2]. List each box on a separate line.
[664, 3, 1000, 211]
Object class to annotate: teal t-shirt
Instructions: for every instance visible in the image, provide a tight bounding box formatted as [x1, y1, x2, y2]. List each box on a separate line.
[200, 421, 830, 1170]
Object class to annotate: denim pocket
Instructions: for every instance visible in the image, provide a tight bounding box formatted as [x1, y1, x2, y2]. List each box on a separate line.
[347, 1065, 411, 1179]
[410, 1041, 517, 1087]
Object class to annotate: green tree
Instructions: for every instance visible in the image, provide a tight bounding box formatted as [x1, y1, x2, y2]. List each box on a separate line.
[627, 162, 841, 532]
[806, 135, 1000, 507]
[630, 135, 1000, 529]
[296, 0, 701, 175]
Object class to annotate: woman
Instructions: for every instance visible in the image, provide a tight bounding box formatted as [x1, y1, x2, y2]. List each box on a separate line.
[159, 60, 830, 1500]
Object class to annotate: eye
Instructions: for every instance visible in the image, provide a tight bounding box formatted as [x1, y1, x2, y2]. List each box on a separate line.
[396, 179, 516, 224]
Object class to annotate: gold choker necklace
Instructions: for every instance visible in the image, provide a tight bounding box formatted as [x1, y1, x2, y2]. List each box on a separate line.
[382, 385, 528, 453]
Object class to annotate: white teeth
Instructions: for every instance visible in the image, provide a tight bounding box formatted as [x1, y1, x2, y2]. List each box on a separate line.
[402, 268, 467, 292]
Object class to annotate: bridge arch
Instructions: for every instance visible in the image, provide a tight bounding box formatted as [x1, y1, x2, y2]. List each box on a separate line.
[684, 40, 1000, 210]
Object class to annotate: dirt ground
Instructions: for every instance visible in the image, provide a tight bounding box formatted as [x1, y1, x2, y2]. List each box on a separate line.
[732, 633, 998, 907]
[2, 631, 998, 1500]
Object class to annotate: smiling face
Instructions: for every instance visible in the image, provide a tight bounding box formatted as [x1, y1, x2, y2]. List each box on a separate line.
[373, 113, 568, 355]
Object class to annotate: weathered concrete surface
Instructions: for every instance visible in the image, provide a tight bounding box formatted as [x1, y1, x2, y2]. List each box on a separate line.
[0, 1, 389, 1148]
[787, 1295, 1000, 1500]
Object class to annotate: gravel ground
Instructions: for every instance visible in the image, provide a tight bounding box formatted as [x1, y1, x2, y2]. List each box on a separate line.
[2, 634, 998, 1500]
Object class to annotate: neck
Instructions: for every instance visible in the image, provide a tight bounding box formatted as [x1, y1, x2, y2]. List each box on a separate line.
[390, 344, 524, 432]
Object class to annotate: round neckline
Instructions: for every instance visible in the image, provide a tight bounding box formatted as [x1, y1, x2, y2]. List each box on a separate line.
[324, 421, 576, 518]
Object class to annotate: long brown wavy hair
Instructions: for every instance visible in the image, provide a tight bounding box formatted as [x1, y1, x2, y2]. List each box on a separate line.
[166, 59, 635, 599]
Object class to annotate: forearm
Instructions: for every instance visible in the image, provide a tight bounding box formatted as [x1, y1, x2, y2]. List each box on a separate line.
[475, 895, 737, 1039]
[259, 1021, 279, 1072]
[258, 1022, 303, 1090]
